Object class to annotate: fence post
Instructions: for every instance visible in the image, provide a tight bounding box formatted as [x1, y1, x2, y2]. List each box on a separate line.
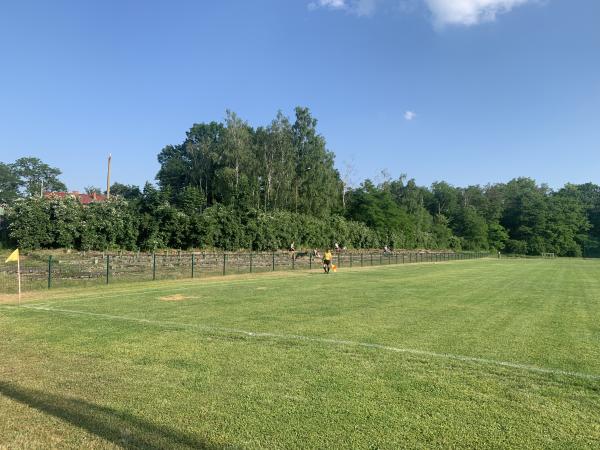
[350, 253, 353, 268]
[309, 253, 312, 270]
[223, 253, 227, 276]
[337, 253, 340, 269]
[370, 253, 373, 266]
[191, 253, 195, 278]
[361, 253, 364, 267]
[379, 253, 382, 265]
[250, 253, 253, 273]
[152, 253, 156, 281]
[47, 255, 53, 289]
[272, 251, 275, 271]
[292, 254, 295, 270]
[106, 255, 110, 285]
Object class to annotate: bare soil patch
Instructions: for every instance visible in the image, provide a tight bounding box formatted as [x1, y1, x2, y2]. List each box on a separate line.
[159, 294, 195, 302]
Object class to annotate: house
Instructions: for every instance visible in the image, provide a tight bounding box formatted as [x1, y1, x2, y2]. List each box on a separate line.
[44, 191, 107, 205]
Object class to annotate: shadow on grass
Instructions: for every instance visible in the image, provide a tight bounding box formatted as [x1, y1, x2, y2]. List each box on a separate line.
[0, 381, 225, 449]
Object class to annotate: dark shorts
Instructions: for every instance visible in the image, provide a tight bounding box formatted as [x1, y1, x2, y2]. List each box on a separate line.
[323, 259, 331, 265]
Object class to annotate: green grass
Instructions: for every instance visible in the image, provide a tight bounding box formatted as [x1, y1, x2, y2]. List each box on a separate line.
[1, 259, 600, 448]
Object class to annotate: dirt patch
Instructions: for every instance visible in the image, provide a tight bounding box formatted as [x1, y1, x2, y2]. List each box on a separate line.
[159, 294, 195, 302]
[0, 292, 40, 305]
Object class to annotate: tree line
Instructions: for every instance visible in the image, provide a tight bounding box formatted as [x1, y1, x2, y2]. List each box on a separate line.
[1, 107, 599, 256]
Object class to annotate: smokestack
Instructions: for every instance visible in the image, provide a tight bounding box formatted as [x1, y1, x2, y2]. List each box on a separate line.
[106, 153, 112, 199]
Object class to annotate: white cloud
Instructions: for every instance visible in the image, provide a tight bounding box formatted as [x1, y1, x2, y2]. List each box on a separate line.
[309, 0, 378, 17]
[404, 111, 417, 121]
[309, 0, 535, 26]
[308, 0, 347, 11]
[423, 0, 532, 26]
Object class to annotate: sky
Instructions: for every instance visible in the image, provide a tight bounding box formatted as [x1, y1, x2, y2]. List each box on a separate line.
[0, 0, 598, 191]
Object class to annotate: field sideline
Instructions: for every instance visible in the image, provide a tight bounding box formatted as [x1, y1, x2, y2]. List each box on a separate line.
[1, 259, 599, 448]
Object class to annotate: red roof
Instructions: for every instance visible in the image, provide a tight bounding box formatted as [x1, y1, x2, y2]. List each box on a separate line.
[44, 191, 107, 204]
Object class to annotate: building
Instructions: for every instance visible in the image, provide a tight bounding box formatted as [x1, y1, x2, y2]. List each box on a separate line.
[44, 191, 107, 205]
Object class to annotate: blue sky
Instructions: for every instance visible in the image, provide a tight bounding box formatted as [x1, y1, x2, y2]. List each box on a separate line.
[0, 0, 598, 191]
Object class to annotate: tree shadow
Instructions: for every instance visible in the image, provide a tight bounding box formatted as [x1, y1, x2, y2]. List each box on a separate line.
[0, 381, 227, 449]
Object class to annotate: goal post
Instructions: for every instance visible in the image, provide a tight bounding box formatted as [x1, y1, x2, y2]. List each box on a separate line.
[541, 253, 556, 259]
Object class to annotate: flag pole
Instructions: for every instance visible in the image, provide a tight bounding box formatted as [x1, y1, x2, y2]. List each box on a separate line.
[17, 253, 21, 305]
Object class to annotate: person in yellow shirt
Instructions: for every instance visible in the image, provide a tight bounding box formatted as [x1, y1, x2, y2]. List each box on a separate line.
[323, 249, 333, 274]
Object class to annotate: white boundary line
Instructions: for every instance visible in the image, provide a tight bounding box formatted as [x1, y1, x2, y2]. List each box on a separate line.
[7, 304, 600, 382]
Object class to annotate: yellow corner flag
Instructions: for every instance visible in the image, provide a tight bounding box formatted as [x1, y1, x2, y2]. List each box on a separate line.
[5, 249, 21, 304]
[5, 248, 19, 263]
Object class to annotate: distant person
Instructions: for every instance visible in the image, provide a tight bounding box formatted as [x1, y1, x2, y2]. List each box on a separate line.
[323, 249, 333, 274]
[383, 245, 390, 254]
[289, 242, 295, 252]
[313, 248, 321, 258]
[334, 242, 340, 252]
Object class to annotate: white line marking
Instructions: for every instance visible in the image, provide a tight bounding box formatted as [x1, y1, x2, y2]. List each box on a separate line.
[10, 304, 600, 382]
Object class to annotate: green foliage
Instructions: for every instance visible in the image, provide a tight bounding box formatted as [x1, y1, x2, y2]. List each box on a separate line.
[0, 162, 20, 204]
[0, 112, 597, 255]
[10, 157, 67, 197]
[7, 198, 53, 249]
[156, 108, 341, 218]
[487, 222, 509, 251]
[109, 183, 142, 201]
[453, 206, 489, 250]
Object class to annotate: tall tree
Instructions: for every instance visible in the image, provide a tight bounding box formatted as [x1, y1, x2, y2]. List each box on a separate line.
[0, 162, 20, 203]
[254, 112, 295, 211]
[10, 157, 67, 197]
[292, 107, 342, 217]
[217, 110, 254, 206]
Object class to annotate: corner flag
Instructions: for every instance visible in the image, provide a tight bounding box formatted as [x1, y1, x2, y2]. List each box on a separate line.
[5, 248, 19, 263]
[5, 249, 21, 304]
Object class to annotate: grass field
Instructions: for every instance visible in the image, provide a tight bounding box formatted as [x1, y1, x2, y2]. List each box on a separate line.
[1, 258, 600, 449]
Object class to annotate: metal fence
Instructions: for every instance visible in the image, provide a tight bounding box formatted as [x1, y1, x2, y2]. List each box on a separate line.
[0, 250, 492, 294]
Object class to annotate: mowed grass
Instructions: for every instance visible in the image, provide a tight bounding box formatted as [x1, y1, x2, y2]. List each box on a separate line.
[1, 259, 600, 449]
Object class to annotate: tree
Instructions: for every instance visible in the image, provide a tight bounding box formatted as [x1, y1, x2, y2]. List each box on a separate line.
[430, 181, 459, 217]
[10, 157, 67, 197]
[292, 107, 342, 217]
[218, 110, 254, 205]
[110, 183, 142, 201]
[346, 180, 411, 238]
[0, 162, 20, 204]
[454, 206, 489, 250]
[84, 186, 103, 195]
[7, 198, 53, 249]
[564, 183, 600, 257]
[501, 178, 549, 254]
[487, 222, 509, 251]
[254, 112, 295, 211]
[546, 187, 589, 256]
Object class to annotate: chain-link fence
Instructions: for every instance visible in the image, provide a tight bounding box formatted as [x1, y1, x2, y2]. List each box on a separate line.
[0, 250, 492, 294]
